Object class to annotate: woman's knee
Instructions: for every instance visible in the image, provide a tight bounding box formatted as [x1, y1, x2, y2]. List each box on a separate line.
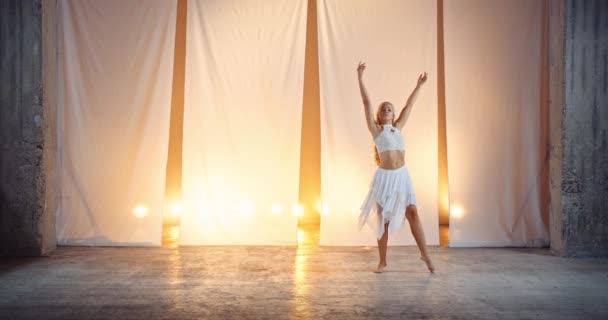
[406, 205, 418, 221]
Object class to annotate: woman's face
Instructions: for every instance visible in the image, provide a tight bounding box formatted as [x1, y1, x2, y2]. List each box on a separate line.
[378, 102, 394, 124]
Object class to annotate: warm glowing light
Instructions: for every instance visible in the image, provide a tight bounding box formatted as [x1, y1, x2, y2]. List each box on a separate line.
[239, 200, 256, 217]
[134, 205, 148, 218]
[271, 203, 283, 215]
[451, 205, 463, 218]
[162, 224, 180, 248]
[292, 204, 304, 217]
[317, 201, 329, 216]
[170, 203, 182, 217]
[194, 197, 208, 215]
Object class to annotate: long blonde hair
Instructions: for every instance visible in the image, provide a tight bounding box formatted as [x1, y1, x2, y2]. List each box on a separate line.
[373, 102, 395, 166]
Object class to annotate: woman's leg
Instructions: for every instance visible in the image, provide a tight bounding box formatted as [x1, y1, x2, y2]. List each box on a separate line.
[374, 222, 389, 273]
[406, 205, 435, 272]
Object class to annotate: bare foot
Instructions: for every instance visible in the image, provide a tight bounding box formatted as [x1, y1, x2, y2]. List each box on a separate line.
[420, 255, 435, 273]
[373, 262, 387, 273]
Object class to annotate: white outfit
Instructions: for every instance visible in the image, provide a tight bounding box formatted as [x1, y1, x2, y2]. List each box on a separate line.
[359, 124, 417, 240]
[373, 124, 405, 152]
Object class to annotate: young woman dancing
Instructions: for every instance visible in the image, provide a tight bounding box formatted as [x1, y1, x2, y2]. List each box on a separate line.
[357, 62, 435, 273]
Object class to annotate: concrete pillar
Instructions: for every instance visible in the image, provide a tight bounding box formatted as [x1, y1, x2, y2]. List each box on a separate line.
[0, 0, 57, 256]
[551, 0, 608, 257]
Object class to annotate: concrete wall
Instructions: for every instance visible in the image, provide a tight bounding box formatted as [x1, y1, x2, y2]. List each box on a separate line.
[0, 0, 56, 256]
[560, 0, 608, 257]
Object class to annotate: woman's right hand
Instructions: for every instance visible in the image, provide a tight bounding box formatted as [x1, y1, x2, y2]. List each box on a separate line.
[357, 61, 366, 79]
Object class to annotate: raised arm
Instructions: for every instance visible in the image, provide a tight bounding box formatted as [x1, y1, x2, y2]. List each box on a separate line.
[394, 72, 427, 130]
[358, 62, 379, 134]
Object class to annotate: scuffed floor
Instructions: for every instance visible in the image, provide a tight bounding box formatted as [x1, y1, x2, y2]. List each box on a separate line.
[1, 245, 607, 319]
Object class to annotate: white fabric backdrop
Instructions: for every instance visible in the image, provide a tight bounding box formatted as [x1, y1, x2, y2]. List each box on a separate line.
[444, 0, 549, 247]
[179, 0, 307, 245]
[56, 0, 176, 246]
[318, 0, 439, 246]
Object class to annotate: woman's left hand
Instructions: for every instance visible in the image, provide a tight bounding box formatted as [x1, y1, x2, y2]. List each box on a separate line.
[417, 72, 428, 86]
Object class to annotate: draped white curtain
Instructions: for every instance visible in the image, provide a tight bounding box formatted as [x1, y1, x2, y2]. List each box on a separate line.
[444, 0, 549, 247]
[54, 0, 550, 248]
[56, 0, 177, 246]
[179, 0, 307, 245]
[318, 0, 439, 246]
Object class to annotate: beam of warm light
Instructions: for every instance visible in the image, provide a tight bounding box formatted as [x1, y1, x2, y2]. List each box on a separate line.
[134, 205, 148, 218]
[180, 184, 300, 244]
[292, 204, 304, 217]
[193, 195, 207, 216]
[451, 205, 463, 218]
[297, 228, 305, 244]
[239, 200, 256, 217]
[271, 203, 283, 215]
[170, 203, 182, 217]
[162, 224, 180, 248]
[317, 201, 329, 216]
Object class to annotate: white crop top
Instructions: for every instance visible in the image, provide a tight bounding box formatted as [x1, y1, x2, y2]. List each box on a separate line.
[374, 124, 405, 153]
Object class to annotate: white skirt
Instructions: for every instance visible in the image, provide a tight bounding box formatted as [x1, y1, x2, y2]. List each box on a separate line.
[359, 165, 417, 240]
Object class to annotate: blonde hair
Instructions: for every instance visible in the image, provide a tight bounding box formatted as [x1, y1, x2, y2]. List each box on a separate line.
[373, 102, 395, 166]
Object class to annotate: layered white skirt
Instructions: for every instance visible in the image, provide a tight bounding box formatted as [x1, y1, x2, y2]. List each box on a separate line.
[359, 165, 417, 240]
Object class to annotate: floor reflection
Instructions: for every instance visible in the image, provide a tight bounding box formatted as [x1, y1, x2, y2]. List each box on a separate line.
[293, 225, 318, 318]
